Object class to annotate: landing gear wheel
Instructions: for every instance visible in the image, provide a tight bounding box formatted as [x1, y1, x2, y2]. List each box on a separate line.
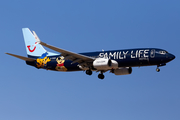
[156, 68, 160, 72]
[98, 74, 105, 79]
[86, 70, 92, 75]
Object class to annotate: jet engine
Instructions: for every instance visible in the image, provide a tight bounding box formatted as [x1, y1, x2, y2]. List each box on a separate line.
[113, 67, 132, 75]
[93, 58, 118, 70]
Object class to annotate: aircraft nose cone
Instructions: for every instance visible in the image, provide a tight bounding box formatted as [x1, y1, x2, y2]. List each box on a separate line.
[168, 53, 175, 60]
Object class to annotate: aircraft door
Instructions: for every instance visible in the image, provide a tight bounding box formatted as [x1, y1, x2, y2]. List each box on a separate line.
[150, 49, 155, 58]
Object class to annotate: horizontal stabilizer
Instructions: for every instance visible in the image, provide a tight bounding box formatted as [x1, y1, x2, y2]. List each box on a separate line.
[6, 53, 36, 61]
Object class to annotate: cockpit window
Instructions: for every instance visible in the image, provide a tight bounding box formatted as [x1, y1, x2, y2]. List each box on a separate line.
[159, 51, 168, 54]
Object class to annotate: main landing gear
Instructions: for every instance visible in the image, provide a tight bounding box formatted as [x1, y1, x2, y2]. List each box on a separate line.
[86, 69, 92, 75]
[85, 70, 105, 80]
[98, 72, 105, 79]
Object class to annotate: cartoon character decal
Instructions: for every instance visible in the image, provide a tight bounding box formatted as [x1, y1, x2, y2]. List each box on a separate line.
[56, 56, 67, 71]
[36, 53, 51, 68]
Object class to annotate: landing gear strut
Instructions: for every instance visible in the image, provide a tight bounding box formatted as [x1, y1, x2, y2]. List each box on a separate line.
[98, 71, 105, 79]
[156, 65, 160, 72]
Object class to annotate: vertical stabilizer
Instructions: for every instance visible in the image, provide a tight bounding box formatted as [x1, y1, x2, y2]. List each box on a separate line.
[22, 28, 46, 57]
[22, 28, 58, 57]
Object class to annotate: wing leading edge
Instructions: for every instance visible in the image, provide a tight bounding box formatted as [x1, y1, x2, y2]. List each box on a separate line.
[33, 31, 94, 64]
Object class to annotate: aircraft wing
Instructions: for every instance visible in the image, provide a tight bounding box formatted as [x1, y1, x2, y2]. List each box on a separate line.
[6, 53, 36, 61]
[40, 42, 94, 63]
[33, 31, 94, 64]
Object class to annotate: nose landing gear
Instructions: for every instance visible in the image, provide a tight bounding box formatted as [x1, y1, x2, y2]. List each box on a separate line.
[156, 65, 160, 72]
[156, 67, 160, 72]
[156, 63, 166, 72]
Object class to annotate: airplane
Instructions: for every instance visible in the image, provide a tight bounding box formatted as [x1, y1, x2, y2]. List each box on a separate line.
[6, 28, 175, 79]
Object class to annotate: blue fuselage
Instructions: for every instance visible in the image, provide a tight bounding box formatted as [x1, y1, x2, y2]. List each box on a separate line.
[26, 48, 175, 71]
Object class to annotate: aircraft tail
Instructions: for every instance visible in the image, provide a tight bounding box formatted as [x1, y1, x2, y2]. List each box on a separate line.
[22, 28, 58, 57]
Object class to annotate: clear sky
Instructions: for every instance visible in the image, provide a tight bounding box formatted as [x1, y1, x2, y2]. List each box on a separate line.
[0, 0, 180, 120]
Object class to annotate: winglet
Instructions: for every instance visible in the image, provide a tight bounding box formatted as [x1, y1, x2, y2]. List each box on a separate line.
[32, 31, 41, 44]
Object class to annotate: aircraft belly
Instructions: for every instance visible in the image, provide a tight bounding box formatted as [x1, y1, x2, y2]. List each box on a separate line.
[48, 59, 81, 72]
[117, 57, 151, 67]
[64, 61, 81, 71]
[27, 55, 80, 72]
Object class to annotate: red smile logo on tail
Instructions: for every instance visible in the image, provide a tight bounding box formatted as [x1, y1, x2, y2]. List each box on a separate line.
[27, 42, 37, 52]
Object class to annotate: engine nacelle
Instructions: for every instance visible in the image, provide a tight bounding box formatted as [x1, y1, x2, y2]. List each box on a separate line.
[93, 58, 118, 70]
[113, 67, 132, 75]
